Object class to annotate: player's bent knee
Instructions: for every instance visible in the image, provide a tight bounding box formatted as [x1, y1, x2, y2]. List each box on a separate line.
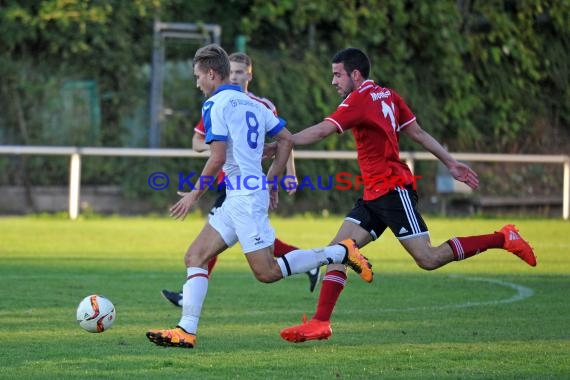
[407, 246, 444, 271]
[252, 271, 280, 283]
[414, 256, 441, 271]
[185, 251, 210, 268]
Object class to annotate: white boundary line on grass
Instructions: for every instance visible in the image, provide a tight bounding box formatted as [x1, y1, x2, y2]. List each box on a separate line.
[0, 274, 534, 317]
[378, 275, 534, 312]
[203, 274, 535, 317]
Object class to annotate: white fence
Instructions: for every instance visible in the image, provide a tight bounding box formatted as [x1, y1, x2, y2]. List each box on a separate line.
[0, 145, 568, 220]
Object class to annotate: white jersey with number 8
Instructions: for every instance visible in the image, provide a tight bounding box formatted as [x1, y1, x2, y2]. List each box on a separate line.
[203, 84, 285, 196]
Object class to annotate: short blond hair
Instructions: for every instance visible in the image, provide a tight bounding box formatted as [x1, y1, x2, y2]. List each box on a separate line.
[229, 52, 252, 69]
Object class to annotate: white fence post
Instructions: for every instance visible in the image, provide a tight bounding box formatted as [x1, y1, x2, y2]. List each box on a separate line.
[69, 153, 81, 220]
[405, 157, 415, 174]
[0, 146, 567, 220]
[562, 157, 570, 220]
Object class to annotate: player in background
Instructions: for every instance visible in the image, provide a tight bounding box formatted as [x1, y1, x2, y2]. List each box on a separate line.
[277, 47, 537, 343]
[146, 44, 372, 348]
[160, 53, 319, 307]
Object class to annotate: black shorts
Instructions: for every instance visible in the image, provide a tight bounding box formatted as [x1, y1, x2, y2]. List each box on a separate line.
[209, 184, 227, 215]
[345, 185, 429, 240]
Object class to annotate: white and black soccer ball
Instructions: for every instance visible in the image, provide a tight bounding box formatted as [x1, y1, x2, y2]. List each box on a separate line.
[76, 295, 116, 333]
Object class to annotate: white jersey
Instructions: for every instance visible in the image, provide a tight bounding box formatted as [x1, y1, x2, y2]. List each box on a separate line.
[203, 84, 285, 196]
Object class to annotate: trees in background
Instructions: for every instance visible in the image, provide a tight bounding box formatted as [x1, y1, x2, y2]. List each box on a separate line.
[242, 0, 570, 153]
[1, 0, 568, 212]
[0, 0, 159, 147]
[2, 0, 568, 151]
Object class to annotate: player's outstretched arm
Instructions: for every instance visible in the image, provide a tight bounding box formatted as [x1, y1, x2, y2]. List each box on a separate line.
[284, 150, 297, 195]
[266, 128, 294, 209]
[262, 143, 297, 195]
[292, 121, 337, 146]
[402, 121, 479, 190]
[266, 128, 294, 182]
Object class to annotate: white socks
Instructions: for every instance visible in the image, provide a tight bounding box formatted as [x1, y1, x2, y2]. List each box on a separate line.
[178, 267, 209, 334]
[276, 244, 347, 277]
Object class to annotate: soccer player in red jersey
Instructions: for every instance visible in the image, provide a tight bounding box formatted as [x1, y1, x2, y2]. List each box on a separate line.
[278, 47, 537, 343]
[160, 53, 319, 307]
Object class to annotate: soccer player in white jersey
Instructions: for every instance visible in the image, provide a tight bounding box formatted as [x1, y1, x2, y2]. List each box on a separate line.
[160, 53, 319, 308]
[146, 44, 373, 348]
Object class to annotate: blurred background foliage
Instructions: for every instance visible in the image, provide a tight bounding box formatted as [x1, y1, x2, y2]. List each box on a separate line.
[0, 0, 568, 213]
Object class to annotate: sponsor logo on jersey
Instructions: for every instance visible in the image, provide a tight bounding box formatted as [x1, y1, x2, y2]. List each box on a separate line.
[370, 90, 391, 101]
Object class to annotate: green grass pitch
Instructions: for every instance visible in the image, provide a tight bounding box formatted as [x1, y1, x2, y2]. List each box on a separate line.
[0, 215, 568, 379]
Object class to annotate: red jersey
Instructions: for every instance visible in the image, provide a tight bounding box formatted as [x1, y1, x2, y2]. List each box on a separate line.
[194, 91, 278, 184]
[325, 80, 416, 200]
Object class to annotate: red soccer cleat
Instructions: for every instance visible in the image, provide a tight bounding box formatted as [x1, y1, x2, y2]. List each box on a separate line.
[498, 224, 537, 267]
[280, 315, 332, 343]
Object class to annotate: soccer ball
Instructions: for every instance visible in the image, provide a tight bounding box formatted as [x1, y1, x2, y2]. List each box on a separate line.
[76, 295, 116, 333]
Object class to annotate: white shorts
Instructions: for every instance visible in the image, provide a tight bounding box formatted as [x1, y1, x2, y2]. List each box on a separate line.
[208, 190, 275, 253]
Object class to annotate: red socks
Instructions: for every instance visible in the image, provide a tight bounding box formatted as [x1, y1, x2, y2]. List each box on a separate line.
[448, 232, 505, 260]
[302, 233, 505, 323]
[313, 270, 347, 322]
[207, 256, 218, 275]
[273, 238, 299, 257]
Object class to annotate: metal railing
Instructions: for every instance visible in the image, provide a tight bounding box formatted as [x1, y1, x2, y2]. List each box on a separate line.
[0, 146, 568, 220]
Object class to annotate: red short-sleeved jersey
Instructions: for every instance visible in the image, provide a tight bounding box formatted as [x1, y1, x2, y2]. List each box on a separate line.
[325, 80, 417, 200]
[193, 91, 279, 184]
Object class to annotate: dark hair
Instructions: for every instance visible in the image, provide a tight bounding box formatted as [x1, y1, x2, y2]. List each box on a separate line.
[331, 48, 370, 78]
[193, 44, 230, 79]
[229, 52, 252, 68]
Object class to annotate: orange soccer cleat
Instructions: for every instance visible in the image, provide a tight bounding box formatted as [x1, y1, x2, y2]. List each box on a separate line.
[146, 327, 197, 348]
[280, 315, 332, 343]
[339, 238, 374, 282]
[498, 224, 537, 267]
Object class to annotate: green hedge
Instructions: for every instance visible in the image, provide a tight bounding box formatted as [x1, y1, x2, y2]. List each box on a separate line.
[0, 1, 568, 213]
